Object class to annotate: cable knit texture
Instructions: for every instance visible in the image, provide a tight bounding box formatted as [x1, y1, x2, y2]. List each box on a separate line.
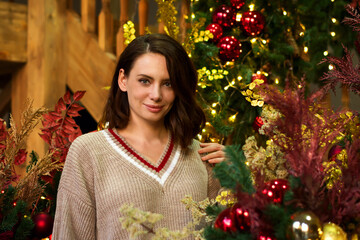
[52, 129, 220, 239]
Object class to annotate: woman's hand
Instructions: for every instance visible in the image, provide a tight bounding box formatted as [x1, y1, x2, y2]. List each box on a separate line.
[198, 142, 226, 164]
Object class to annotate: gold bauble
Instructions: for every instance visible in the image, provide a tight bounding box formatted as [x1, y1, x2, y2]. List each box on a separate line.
[321, 222, 347, 240]
[288, 211, 322, 240]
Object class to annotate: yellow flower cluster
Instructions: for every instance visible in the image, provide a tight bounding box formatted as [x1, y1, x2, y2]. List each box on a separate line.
[123, 21, 136, 46]
[197, 67, 229, 88]
[323, 149, 348, 189]
[193, 30, 213, 43]
[215, 190, 236, 207]
[241, 79, 265, 107]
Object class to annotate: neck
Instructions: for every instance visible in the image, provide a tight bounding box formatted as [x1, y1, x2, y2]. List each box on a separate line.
[118, 120, 169, 143]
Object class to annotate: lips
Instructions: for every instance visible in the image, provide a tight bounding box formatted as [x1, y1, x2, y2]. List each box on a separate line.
[144, 104, 164, 113]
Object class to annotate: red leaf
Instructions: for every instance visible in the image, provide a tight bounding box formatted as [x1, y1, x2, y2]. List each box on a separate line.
[67, 110, 81, 117]
[55, 98, 66, 113]
[73, 91, 86, 102]
[63, 91, 71, 104]
[69, 103, 84, 112]
[14, 149, 27, 165]
[64, 117, 76, 126]
[39, 133, 51, 144]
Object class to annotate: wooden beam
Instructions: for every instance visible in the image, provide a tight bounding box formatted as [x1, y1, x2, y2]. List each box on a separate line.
[66, 11, 115, 122]
[12, 0, 67, 159]
[0, 79, 11, 114]
[0, 2, 27, 63]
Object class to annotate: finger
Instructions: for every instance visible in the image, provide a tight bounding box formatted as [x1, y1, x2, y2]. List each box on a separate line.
[201, 151, 225, 161]
[207, 158, 225, 164]
[198, 143, 224, 154]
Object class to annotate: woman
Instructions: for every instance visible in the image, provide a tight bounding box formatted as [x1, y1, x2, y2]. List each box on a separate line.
[52, 33, 225, 239]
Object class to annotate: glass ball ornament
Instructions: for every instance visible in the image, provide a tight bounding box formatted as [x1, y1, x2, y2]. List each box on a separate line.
[217, 36, 242, 62]
[214, 207, 237, 233]
[212, 5, 236, 28]
[262, 179, 290, 204]
[321, 222, 347, 240]
[230, 0, 246, 10]
[288, 211, 322, 240]
[253, 116, 264, 133]
[231, 203, 251, 231]
[206, 23, 223, 42]
[241, 11, 265, 36]
[257, 231, 277, 240]
[32, 212, 54, 238]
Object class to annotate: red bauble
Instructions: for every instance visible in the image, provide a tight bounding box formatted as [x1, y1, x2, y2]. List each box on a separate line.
[212, 5, 236, 28]
[253, 116, 264, 133]
[262, 179, 290, 204]
[206, 23, 223, 42]
[214, 208, 237, 233]
[231, 203, 251, 231]
[251, 73, 267, 84]
[241, 11, 265, 36]
[230, 0, 245, 10]
[328, 145, 343, 161]
[32, 212, 54, 238]
[217, 36, 242, 61]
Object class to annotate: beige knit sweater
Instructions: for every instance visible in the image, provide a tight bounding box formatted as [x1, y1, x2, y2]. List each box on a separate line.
[52, 129, 220, 239]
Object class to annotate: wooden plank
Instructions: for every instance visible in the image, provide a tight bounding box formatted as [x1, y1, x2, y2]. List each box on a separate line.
[0, 2, 27, 63]
[11, 0, 67, 160]
[98, 0, 114, 53]
[66, 11, 115, 122]
[116, 0, 128, 57]
[138, 0, 148, 35]
[81, 0, 96, 34]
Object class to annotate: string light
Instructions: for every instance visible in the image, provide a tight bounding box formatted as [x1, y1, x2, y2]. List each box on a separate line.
[331, 18, 337, 23]
[330, 32, 336, 37]
[262, 39, 267, 44]
[304, 46, 308, 53]
[275, 78, 280, 84]
[237, 76, 242, 81]
[329, 64, 334, 70]
[228, 113, 238, 122]
[299, 32, 304, 37]
[191, 13, 195, 19]
[251, 38, 257, 43]
[209, 7, 213, 12]
[249, 4, 255, 11]
[283, 11, 287, 16]
[236, 13, 242, 22]
[323, 51, 328, 56]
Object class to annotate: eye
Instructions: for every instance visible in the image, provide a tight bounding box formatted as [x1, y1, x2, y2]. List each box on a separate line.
[139, 78, 150, 84]
[163, 81, 172, 87]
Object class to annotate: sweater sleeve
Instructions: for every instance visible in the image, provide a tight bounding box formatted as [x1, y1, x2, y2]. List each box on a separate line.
[52, 136, 96, 240]
[205, 162, 221, 200]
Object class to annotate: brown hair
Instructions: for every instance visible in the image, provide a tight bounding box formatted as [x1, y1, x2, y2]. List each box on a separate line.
[102, 33, 205, 149]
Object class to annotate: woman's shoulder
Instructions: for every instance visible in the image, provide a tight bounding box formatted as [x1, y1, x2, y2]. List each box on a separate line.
[70, 129, 108, 150]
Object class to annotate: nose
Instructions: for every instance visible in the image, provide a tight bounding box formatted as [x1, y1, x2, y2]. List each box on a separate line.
[149, 84, 162, 102]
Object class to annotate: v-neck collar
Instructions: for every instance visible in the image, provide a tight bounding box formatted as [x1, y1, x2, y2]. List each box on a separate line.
[108, 128, 174, 173]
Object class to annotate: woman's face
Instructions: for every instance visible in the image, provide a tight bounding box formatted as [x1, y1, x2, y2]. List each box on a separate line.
[118, 53, 176, 127]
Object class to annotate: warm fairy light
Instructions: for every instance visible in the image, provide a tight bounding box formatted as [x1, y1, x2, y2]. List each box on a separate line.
[226, 61, 234, 66]
[251, 38, 257, 43]
[298, 84, 302, 89]
[329, 64, 334, 70]
[212, 103, 217, 107]
[197, 134, 202, 140]
[304, 46, 308, 53]
[262, 39, 266, 44]
[249, 4, 255, 11]
[323, 51, 328, 56]
[275, 78, 280, 84]
[256, 70, 261, 74]
[331, 32, 336, 37]
[228, 113, 237, 122]
[331, 18, 337, 23]
[191, 13, 195, 19]
[209, 7, 213, 12]
[205, 122, 211, 126]
[202, 128, 206, 133]
[211, 109, 216, 115]
[41, 196, 46, 200]
[236, 12, 242, 22]
[237, 76, 242, 80]
[283, 11, 287, 16]
[188, 53, 192, 58]
[299, 32, 304, 36]
[224, 86, 229, 90]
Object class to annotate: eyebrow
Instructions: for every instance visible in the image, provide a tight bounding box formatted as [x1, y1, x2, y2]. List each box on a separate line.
[137, 74, 170, 81]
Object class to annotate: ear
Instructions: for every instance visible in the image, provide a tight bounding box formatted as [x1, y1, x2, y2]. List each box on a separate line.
[118, 69, 127, 92]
